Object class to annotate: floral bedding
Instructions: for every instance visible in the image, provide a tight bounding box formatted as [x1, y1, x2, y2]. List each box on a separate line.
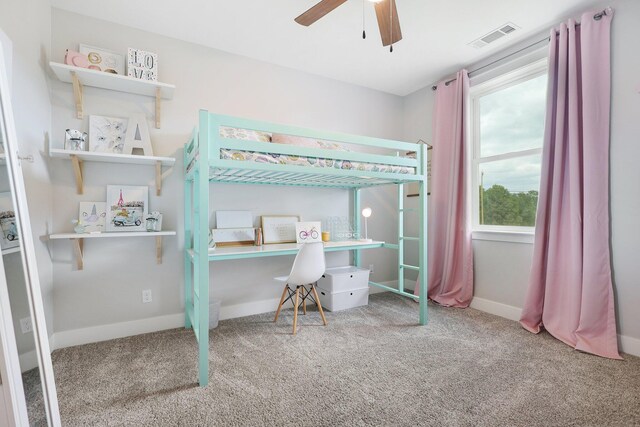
[187, 126, 416, 175]
[219, 149, 415, 175]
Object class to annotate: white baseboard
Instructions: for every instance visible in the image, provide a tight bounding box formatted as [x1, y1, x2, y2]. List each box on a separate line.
[470, 296, 522, 321]
[221, 280, 400, 318]
[619, 334, 640, 357]
[18, 350, 37, 373]
[51, 284, 637, 357]
[51, 313, 184, 351]
[469, 296, 640, 357]
[50, 281, 398, 351]
[219, 297, 283, 321]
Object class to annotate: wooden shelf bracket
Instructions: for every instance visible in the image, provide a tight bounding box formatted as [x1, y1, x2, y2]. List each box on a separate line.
[155, 160, 162, 196]
[70, 154, 84, 194]
[54, 232, 174, 271]
[156, 236, 163, 264]
[73, 238, 84, 270]
[155, 87, 161, 129]
[70, 71, 84, 119]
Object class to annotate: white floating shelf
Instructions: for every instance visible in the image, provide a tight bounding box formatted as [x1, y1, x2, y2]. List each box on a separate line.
[49, 148, 175, 196]
[49, 231, 176, 270]
[49, 62, 174, 99]
[2, 247, 20, 255]
[49, 231, 176, 240]
[49, 61, 174, 128]
[49, 148, 175, 167]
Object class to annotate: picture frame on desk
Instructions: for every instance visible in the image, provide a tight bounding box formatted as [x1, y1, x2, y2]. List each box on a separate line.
[211, 228, 255, 247]
[261, 215, 299, 244]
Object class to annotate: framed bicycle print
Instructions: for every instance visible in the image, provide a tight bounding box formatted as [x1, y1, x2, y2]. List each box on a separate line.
[295, 221, 322, 244]
[261, 215, 299, 244]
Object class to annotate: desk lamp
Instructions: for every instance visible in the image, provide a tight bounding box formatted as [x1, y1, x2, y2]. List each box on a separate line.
[361, 207, 372, 242]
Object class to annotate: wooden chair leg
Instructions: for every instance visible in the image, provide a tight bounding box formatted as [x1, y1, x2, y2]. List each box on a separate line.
[311, 285, 327, 326]
[274, 285, 289, 322]
[292, 287, 300, 335]
[302, 286, 307, 315]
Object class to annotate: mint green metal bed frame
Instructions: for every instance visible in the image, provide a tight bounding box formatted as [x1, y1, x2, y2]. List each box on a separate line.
[184, 110, 428, 386]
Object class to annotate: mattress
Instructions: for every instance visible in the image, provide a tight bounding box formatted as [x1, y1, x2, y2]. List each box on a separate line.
[187, 126, 416, 175]
[219, 149, 415, 175]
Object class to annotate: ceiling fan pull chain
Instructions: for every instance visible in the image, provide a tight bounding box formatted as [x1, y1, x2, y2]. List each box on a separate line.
[362, 0, 366, 39]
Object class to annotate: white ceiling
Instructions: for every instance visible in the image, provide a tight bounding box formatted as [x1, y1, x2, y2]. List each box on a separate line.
[51, 0, 602, 96]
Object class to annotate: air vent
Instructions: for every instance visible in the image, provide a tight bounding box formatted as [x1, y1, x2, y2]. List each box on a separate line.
[469, 22, 520, 49]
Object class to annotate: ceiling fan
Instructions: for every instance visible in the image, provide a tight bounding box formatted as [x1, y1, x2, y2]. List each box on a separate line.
[295, 0, 402, 51]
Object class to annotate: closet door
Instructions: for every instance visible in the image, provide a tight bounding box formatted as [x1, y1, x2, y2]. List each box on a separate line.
[0, 32, 61, 426]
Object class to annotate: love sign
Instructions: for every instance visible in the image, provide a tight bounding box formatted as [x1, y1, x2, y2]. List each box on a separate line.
[127, 48, 158, 81]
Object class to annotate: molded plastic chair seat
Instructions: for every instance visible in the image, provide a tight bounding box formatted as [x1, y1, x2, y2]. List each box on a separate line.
[273, 242, 327, 334]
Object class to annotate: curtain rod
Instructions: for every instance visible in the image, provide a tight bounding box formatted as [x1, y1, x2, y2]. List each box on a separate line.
[431, 7, 610, 90]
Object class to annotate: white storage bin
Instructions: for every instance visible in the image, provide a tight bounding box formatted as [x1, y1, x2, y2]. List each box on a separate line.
[209, 299, 222, 329]
[317, 266, 370, 293]
[317, 287, 369, 312]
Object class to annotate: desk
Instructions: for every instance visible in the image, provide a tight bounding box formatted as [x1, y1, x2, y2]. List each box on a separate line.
[187, 240, 386, 261]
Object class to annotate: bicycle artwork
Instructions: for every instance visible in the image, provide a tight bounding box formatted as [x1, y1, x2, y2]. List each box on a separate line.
[295, 221, 323, 243]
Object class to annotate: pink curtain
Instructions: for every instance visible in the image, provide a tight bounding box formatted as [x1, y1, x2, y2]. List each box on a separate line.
[414, 69, 473, 307]
[520, 9, 620, 359]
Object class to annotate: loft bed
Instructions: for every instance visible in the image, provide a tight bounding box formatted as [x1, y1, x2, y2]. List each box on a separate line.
[184, 110, 428, 387]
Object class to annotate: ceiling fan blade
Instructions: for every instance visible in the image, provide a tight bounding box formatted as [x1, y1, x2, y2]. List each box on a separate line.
[295, 0, 349, 26]
[374, 0, 402, 46]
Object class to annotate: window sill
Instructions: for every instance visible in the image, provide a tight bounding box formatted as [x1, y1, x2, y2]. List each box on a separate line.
[472, 230, 534, 244]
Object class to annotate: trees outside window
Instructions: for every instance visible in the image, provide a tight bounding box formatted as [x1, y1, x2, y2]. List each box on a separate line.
[470, 59, 547, 232]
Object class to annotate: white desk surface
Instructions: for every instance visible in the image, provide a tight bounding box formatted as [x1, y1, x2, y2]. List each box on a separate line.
[188, 240, 385, 261]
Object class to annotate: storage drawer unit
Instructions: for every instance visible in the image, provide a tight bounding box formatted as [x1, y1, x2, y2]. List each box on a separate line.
[317, 287, 369, 312]
[317, 266, 370, 293]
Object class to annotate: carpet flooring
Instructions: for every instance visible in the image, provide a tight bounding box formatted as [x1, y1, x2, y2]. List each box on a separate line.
[31, 293, 640, 426]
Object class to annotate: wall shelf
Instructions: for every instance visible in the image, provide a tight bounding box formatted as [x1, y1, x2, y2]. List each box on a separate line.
[49, 231, 176, 270]
[2, 247, 20, 256]
[49, 148, 175, 196]
[49, 62, 175, 128]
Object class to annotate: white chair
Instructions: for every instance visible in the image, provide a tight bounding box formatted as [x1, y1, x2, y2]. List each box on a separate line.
[273, 242, 327, 335]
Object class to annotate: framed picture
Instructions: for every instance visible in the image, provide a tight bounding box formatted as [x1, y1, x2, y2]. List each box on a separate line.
[127, 48, 158, 81]
[295, 221, 322, 244]
[261, 215, 299, 244]
[89, 115, 128, 154]
[215, 210, 252, 229]
[79, 44, 125, 74]
[0, 192, 18, 250]
[79, 202, 106, 233]
[106, 185, 148, 232]
[211, 228, 256, 247]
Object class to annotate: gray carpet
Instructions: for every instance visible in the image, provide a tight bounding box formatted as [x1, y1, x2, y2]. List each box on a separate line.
[42, 293, 640, 426]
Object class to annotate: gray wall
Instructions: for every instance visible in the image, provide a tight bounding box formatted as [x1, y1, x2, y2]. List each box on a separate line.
[608, 0, 640, 343]
[402, 0, 640, 344]
[0, 0, 53, 356]
[49, 9, 404, 334]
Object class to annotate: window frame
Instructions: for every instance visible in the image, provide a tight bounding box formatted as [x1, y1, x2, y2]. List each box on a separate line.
[469, 58, 548, 236]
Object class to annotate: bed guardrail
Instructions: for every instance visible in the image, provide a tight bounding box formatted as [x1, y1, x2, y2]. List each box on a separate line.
[201, 111, 426, 179]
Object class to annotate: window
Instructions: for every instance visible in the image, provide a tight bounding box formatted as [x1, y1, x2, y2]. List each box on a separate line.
[470, 59, 547, 233]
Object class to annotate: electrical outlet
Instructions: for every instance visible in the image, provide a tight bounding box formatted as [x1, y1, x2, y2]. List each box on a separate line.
[369, 264, 374, 274]
[19, 317, 32, 334]
[142, 289, 152, 304]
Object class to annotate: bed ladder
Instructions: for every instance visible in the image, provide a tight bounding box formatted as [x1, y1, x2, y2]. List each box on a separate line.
[184, 116, 211, 387]
[353, 180, 428, 325]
